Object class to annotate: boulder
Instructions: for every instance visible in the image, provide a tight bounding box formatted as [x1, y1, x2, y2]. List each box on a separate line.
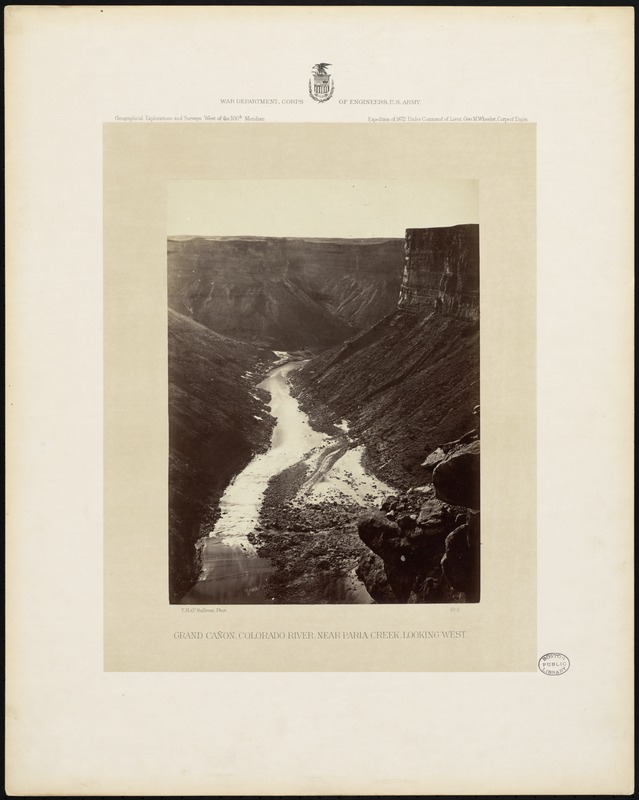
[380, 495, 399, 512]
[440, 519, 480, 600]
[397, 514, 417, 533]
[408, 573, 464, 604]
[357, 511, 402, 559]
[412, 484, 435, 498]
[416, 496, 446, 527]
[356, 553, 396, 603]
[432, 440, 480, 509]
[356, 551, 414, 604]
[422, 447, 446, 468]
[358, 502, 479, 603]
[467, 510, 480, 543]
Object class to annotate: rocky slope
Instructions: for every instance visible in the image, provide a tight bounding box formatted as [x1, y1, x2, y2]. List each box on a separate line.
[293, 223, 481, 602]
[293, 224, 479, 490]
[168, 309, 275, 601]
[168, 236, 404, 350]
[356, 438, 480, 604]
[248, 460, 376, 604]
[292, 310, 479, 491]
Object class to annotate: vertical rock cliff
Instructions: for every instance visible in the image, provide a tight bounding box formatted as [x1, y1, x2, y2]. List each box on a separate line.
[397, 225, 479, 320]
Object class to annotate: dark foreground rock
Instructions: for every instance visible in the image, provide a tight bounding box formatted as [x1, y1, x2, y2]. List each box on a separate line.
[432, 440, 480, 509]
[441, 512, 480, 601]
[355, 439, 480, 604]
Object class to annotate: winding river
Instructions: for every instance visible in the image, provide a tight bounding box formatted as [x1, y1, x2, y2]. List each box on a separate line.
[179, 359, 389, 605]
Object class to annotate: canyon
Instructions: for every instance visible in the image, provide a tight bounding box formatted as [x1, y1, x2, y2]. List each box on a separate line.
[168, 235, 405, 350]
[168, 226, 480, 603]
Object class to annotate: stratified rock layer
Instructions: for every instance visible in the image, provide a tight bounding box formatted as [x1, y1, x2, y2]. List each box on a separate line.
[398, 225, 479, 320]
[168, 236, 404, 349]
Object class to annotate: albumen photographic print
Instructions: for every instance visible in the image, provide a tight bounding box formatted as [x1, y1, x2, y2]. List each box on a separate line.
[103, 123, 535, 675]
[168, 182, 480, 606]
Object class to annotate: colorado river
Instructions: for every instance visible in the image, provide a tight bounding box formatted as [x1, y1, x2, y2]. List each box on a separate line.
[180, 358, 391, 604]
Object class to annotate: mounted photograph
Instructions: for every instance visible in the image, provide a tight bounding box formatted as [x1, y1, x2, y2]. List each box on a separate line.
[168, 180, 480, 605]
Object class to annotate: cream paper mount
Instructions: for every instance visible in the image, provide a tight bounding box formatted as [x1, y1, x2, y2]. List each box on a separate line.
[6, 7, 633, 796]
[104, 122, 536, 672]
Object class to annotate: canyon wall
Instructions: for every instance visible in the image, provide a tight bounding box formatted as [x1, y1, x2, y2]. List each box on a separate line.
[168, 236, 404, 349]
[168, 309, 274, 601]
[294, 223, 480, 489]
[397, 224, 479, 320]
[294, 223, 481, 603]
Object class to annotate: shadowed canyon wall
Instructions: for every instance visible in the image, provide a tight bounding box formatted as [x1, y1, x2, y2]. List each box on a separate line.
[168, 309, 275, 601]
[168, 236, 405, 350]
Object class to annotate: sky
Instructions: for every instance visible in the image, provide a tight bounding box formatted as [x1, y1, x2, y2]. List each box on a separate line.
[167, 179, 478, 238]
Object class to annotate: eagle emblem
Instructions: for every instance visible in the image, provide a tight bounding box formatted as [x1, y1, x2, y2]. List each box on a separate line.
[309, 63, 334, 102]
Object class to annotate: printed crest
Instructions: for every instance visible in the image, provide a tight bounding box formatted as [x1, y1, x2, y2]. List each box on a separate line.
[309, 63, 334, 102]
